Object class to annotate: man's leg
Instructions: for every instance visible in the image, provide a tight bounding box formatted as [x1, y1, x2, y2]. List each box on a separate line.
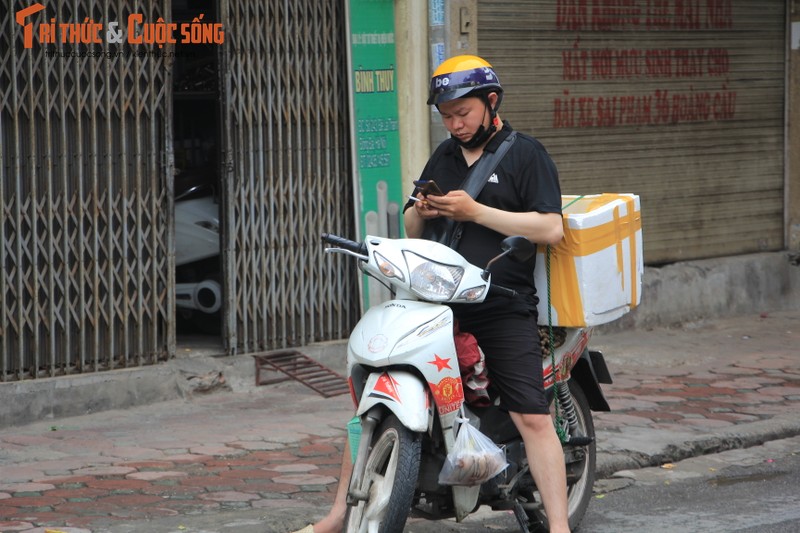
[304, 439, 352, 533]
[510, 411, 570, 533]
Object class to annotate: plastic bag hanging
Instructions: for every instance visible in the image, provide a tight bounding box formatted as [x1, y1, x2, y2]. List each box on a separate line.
[438, 417, 508, 486]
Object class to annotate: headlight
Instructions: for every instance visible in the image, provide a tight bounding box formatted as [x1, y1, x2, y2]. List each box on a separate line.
[404, 251, 463, 301]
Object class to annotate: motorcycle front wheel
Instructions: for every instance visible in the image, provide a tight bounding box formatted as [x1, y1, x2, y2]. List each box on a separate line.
[344, 414, 422, 533]
[527, 378, 596, 532]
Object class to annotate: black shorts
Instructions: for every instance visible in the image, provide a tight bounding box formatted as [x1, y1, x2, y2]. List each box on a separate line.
[455, 311, 548, 414]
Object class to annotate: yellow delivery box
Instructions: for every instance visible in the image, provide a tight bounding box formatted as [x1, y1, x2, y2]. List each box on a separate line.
[535, 193, 643, 327]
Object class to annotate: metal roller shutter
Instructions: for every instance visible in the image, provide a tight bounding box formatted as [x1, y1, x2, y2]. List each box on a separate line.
[220, 0, 358, 354]
[1, 0, 173, 380]
[478, 0, 785, 264]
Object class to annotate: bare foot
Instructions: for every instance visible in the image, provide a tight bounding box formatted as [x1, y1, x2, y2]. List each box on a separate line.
[310, 507, 346, 533]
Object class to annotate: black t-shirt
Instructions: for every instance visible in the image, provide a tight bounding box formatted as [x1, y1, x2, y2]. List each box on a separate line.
[405, 122, 562, 319]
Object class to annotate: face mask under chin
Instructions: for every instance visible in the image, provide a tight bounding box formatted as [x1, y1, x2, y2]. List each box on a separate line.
[452, 121, 496, 149]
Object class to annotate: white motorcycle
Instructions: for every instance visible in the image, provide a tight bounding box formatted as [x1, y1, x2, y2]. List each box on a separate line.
[321, 233, 613, 533]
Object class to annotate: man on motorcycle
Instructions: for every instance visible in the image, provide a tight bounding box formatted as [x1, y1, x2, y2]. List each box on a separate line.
[405, 54, 569, 533]
[294, 55, 568, 533]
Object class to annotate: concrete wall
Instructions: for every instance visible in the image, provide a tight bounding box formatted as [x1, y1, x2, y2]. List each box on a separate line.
[3, 366, 184, 426]
[602, 251, 800, 332]
[394, 0, 430, 197]
[789, 0, 800, 250]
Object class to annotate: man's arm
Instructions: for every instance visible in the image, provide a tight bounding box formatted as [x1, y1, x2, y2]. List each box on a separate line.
[404, 206, 425, 238]
[473, 206, 563, 245]
[404, 193, 442, 238]
[424, 190, 563, 245]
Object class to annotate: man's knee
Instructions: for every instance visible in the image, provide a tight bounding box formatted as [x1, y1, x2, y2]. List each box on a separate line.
[511, 412, 553, 434]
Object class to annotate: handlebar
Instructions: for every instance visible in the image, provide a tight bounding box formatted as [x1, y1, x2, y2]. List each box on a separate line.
[321, 233, 368, 256]
[488, 284, 518, 298]
[322, 233, 518, 298]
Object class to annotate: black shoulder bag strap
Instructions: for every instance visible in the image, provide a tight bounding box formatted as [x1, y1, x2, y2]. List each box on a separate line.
[443, 131, 518, 250]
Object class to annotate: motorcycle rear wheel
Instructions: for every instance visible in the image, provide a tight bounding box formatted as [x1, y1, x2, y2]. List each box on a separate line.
[344, 414, 422, 533]
[527, 379, 596, 532]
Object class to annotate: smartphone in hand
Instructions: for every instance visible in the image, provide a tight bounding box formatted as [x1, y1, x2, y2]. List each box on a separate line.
[413, 179, 444, 196]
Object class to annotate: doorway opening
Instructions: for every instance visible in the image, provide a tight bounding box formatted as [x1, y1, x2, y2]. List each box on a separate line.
[172, 0, 223, 351]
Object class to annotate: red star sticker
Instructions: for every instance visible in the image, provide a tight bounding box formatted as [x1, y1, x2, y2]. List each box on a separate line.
[427, 354, 452, 372]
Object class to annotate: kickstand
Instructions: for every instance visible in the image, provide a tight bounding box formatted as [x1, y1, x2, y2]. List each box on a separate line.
[512, 502, 531, 533]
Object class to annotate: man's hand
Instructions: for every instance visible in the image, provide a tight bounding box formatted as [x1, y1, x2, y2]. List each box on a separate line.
[414, 190, 563, 244]
[424, 190, 482, 222]
[411, 192, 443, 220]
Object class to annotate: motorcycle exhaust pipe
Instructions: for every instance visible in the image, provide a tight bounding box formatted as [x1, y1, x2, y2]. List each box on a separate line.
[175, 279, 222, 314]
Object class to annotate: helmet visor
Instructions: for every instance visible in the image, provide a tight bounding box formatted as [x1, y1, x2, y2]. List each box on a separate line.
[427, 65, 501, 106]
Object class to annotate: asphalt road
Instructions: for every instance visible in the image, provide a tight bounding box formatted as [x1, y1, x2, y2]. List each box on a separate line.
[399, 435, 800, 533]
[580, 436, 800, 533]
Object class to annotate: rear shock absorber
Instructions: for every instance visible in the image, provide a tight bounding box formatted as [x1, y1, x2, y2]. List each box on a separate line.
[556, 381, 579, 435]
[556, 381, 593, 447]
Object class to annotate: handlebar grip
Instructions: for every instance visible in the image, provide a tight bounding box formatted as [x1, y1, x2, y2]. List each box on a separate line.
[321, 233, 368, 255]
[489, 284, 517, 298]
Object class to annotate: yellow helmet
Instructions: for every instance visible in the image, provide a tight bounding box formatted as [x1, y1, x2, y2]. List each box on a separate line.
[427, 55, 503, 106]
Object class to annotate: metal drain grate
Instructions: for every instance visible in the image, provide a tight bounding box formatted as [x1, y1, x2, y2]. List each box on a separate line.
[253, 349, 349, 397]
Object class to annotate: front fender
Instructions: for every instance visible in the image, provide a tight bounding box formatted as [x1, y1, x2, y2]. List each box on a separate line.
[356, 370, 431, 432]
